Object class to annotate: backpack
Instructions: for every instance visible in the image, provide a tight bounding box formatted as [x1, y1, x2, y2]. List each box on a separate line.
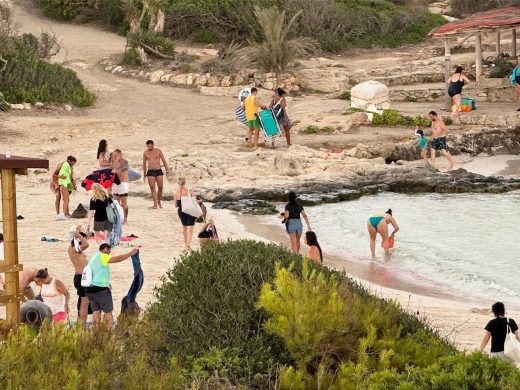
[71, 203, 87, 219]
[81, 263, 93, 287]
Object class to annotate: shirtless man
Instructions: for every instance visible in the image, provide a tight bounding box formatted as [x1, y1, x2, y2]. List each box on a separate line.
[428, 111, 456, 171]
[112, 149, 130, 223]
[143, 140, 169, 209]
[68, 226, 90, 323]
[19, 266, 38, 300]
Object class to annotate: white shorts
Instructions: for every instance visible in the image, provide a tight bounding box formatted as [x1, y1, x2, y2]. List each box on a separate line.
[113, 182, 129, 196]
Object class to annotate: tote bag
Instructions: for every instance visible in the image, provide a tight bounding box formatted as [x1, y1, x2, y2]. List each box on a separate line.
[181, 189, 203, 218]
[504, 318, 520, 362]
[81, 263, 93, 287]
[106, 200, 116, 224]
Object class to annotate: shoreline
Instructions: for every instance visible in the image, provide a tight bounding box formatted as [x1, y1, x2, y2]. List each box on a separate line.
[234, 211, 520, 352]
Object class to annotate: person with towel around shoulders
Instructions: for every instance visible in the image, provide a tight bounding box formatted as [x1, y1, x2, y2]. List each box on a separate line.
[175, 177, 197, 251]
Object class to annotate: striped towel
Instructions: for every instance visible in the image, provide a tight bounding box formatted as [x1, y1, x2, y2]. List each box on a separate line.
[235, 107, 247, 125]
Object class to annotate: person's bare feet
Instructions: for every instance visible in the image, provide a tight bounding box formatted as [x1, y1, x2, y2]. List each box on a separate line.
[149, 205, 158, 209]
[158, 202, 163, 209]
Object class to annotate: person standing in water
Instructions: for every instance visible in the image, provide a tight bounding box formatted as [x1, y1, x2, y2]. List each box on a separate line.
[283, 191, 311, 254]
[68, 226, 90, 324]
[428, 111, 456, 171]
[175, 177, 197, 251]
[112, 149, 130, 224]
[447, 66, 470, 118]
[480, 302, 520, 360]
[97, 139, 111, 168]
[143, 140, 169, 209]
[305, 231, 323, 264]
[367, 209, 399, 256]
[34, 268, 70, 324]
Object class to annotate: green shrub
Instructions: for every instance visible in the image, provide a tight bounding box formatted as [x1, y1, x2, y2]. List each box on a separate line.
[302, 125, 335, 134]
[489, 57, 515, 79]
[372, 109, 430, 127]
[343, 107, 366, 115]
[122, 48, 142, 65]
[38, 0, 81, 20]
[191, 27, 218, 44]
[199, 57, 236, 74]
[0, 323, 186, 389]
[336, 90, 351, 100]
[128, 29, 175, 57]
[404, 95, 418, 102]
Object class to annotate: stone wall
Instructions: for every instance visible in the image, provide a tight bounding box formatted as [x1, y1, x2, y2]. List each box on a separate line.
[390, 85, 516, 103]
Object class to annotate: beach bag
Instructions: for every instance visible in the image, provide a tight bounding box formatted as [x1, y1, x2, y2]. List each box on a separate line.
[272, 99, 285, 123]
[181, 190, 203, 218]
[80, 263, 93, 287]
[71, 203, 87, 219]
[461, 97, 476, 110]
[128, 169, 141, 182]
[106, 200, 116, 224]
[235, 106, 248, 126]
[504, 319, 520, 362]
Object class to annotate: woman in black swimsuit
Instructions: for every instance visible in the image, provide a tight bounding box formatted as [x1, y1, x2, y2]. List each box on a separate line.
[447, 66, 470, 118]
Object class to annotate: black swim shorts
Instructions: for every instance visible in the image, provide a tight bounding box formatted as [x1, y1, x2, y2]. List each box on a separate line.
[430, 137, 447, 151]
[146, 169, 164, 177]
[73, 273, 87, 298]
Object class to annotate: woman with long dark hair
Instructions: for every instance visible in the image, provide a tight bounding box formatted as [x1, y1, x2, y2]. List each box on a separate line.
[97, 139, 111, 168]
[283, 191, 311, 253]
[367, 208, 399, 256]
[305, 231, 322, 264]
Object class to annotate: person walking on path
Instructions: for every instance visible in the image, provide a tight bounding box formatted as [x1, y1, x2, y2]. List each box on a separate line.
[86, 244, 138, 329]
[87, 183, 114, 245]
[143, 140, 169, 209]
[175, 177, 197, 251]
[270, 87, 292, 147]
[35, 268, 70, 324]
[510, 56, 520, 111]
[283, 191, 311, 254]
[51, 156, 77, 220]
[480, 302, 520, 360]
[97, 139, 111, 168]
[367, 209, 399, 257]
[112, 149, 130, 224]
[428, 111, 456, 171]
[447, 66, 470, 118]
[305, 231, 323, 264]
[414, 127, 430, 165]
[244, 87, 266, 148]
[68, 226, 90, 324]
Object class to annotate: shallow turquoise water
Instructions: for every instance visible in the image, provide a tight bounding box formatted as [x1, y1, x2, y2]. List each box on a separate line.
[289, 191, 520, 304]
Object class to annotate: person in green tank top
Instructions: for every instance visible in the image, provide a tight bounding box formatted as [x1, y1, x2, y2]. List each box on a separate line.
[415, 127, 430, 165]
[86, 244, 138, 329]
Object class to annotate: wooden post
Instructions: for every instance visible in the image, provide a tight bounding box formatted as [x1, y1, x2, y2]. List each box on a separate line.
[513, 29, 517, 58]
[475, 32, 483, 85]
[1, 169, 21, 327]
[444, 38, 451, 112]
[496, 30, 501, 57]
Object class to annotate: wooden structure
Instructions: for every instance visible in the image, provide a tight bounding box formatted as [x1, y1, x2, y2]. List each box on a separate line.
[0, 154, 48, 327]
[430, 6, 520, 110]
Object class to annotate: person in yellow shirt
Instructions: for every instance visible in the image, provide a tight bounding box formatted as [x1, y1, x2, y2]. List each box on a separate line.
[244, 87, 266, 148]
[56, 155, 77, 219]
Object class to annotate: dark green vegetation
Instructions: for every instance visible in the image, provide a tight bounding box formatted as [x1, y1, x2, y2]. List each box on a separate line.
[489, 57, 515, 79]
[37, 0, 444, 53]
[449, 0, 512, 18]
[0, 33, 95, 106]
[373, 109, 431, 127]
[1, 241, 520, 389]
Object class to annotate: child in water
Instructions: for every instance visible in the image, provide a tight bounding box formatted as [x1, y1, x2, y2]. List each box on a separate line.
[415, 126, 429, 165]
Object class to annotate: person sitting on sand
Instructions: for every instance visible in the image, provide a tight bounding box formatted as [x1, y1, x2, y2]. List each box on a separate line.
[428, 111, 456, 171]
[68, 226, 90, 324]
[305, 231, 323, 264]
[414, 127, 429, 165]
[244, 87, 267, 148]
[175, 177, 198, 251]
[97, 139, 111, 168]
[198, 218, 219, 247]
[283, 191, 312, 254]
[143, 140, 169, 209]
[112, 149, 130, 224]
[86, 244, 138, 329]
[34, 268, 70, 324]
[447, 66, 470, 118]
[367, 209, 399, 257]
[480, 302, 520, 360]
[270, 87, 292, 147]
[87, 183, 113, 245]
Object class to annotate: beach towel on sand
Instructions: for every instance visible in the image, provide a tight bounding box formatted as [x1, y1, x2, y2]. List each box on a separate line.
[121, 252, 144, 315]
[81, 169, 120, 191]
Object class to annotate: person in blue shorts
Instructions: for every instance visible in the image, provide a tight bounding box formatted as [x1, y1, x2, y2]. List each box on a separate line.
[283, 191, 311, 254]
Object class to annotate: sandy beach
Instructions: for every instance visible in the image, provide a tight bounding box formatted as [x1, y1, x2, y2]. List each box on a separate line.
[2, 0, 520, 357]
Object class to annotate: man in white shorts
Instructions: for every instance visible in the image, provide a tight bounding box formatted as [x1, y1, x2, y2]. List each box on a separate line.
[112, 149, 129, 224]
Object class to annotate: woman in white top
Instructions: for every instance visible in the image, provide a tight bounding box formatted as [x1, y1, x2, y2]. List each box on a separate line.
[97, 139, 111, 168]
[35, 268, 70, 324]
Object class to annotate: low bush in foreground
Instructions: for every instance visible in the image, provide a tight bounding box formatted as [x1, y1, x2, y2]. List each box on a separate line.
[1, 241, 520, 389]
[372, 109, 431, 127]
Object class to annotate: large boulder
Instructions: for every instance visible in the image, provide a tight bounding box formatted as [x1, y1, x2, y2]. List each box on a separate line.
[350, 80, 390, 110]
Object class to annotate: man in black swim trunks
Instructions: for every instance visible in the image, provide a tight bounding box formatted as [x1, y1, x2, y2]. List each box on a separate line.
[143, 140, 169, 209]
[428, 111, 456, 171]
[68, 226, 90, 325]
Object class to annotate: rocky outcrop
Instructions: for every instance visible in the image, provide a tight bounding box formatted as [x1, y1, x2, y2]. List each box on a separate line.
[350, 80, 390, 110]
[201, 167, 520, 207]
[213, 199, 278, 215]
